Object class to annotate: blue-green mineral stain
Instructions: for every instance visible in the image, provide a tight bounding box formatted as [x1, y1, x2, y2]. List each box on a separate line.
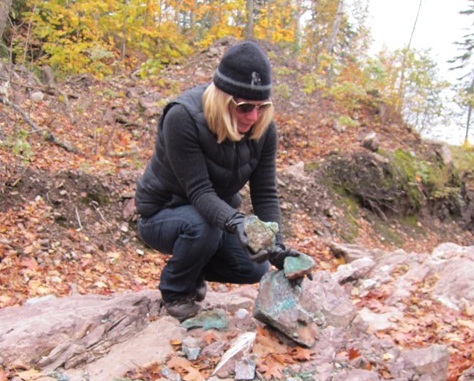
[181, 309, 228, 330]
[284, 253, 315, 279]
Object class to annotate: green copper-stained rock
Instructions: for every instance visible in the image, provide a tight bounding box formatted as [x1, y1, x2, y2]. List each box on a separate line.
[181, 309, 228, 331]
[253, 270, 318, 347]
[244, 215, 279, 253]
[284, 253, 316, 280]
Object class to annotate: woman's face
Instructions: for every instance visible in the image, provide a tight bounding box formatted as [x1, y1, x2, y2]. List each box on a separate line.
[231, 98, 272, 135]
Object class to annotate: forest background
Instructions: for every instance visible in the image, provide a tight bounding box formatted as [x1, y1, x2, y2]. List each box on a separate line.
[1, 0, 474, 144]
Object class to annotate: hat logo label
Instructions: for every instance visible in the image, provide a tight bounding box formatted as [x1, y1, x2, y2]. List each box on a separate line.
[251, 72, 262, 86]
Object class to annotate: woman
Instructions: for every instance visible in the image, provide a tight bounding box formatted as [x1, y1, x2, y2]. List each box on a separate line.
[135, 40, 297, 322]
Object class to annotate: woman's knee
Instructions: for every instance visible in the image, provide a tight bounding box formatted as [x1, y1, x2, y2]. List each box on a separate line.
[247, 261, 271, 283]
[137, 206, 222, 253]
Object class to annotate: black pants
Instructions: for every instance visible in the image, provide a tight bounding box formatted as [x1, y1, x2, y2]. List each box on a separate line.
[137, 205, 269, 302]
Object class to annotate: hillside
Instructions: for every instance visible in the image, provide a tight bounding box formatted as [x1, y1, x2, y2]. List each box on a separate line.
[1, 37, 473, 306]
[1, 38, 474, 379]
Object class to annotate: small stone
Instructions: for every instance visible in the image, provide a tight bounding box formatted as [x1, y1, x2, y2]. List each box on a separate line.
[399, 344, 449, 381]
[161, 366, 181, 381]
[202, 340, 227, 357]
[31, 91, 44, 102]
[234, 357, 256, 380]
[182, 337, 201, 360]
[284, 253, 316, 279]
[234, 308, 249, 320]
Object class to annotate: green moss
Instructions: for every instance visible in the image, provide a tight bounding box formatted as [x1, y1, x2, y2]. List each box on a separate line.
[450, 145, 474, 189]
[401, 215, 420, 227]
[304, 162, 320, 171]
[327, 151, 424, 216]
[332, 194, 360, 243]
[390, 149, 429, 212]
[324, 148, 467, 243]
[371, 219, 405, 246]
[338, 115, 360, 128]
[392, 149, 418, 181]
[451, 145, 474, 173]
[393, 148, 462, 196]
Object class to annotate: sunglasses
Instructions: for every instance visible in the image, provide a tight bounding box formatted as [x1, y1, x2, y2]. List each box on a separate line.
[231, 98, 273, 114]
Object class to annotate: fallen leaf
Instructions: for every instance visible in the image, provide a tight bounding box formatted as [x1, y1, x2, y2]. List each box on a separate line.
[167, 356, 205, 381]
[17, 369, 43, 380]
[257, 353, 286, 380]
[203, 331, 218, 346]
[348, 348, 361, 360]
[20, 257, 39, 270]
[289, 346, 316, 361]
[254, 327, 287, 356]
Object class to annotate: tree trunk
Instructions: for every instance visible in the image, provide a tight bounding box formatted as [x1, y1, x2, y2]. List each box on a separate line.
[324, 0, 344, 55]
[396, 0, 423, 114]
[325, 0, 344, 86]
[0, 0, 13, 40]
[464, 75, 474, 144]
[464, 104, 472, 144]
[293, 0, 304, 55]
[245, 0, 254, 39]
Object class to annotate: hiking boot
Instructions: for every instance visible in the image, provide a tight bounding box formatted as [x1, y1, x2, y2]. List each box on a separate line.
[164, 299, 201, 322]
[195, 281, 207, 302]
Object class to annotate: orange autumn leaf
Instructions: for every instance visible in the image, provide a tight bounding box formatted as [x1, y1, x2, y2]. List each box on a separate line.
[257, 363, 283, 380]
[20, 257, 39, 270]
[257, 353, 287, 380]
[270, 352, 293, 365]
[289, 346, 316, 361]
[254, 327, 287, 358]
[167, 356, 205, 381]
[348, 348, 361, 360]
[203, 331, 219, 346]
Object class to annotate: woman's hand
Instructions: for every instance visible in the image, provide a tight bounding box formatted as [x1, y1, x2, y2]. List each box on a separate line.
[266, 245, 301, 269]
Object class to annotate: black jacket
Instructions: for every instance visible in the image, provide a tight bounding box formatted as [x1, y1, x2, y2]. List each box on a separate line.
[135, 84, 283, 241]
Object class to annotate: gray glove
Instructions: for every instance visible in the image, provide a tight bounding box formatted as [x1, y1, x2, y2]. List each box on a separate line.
[266, 244, 301, 269]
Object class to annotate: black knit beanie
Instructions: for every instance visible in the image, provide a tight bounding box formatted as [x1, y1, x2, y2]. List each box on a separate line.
[213, 41, 272, 101]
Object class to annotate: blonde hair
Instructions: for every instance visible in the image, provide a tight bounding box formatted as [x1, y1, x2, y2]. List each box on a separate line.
[203, 83, 274, 143]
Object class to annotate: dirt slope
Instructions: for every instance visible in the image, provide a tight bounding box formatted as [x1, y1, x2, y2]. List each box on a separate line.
[0, 38, 473, 310]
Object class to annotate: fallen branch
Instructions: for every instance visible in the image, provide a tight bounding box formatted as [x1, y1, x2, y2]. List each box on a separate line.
[43, 130, 78, 153]
[0, 75, 78, 99]
[0, 95, 40, 132]
[0, 95, 78, 153]
[75, 207, 83, 231]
